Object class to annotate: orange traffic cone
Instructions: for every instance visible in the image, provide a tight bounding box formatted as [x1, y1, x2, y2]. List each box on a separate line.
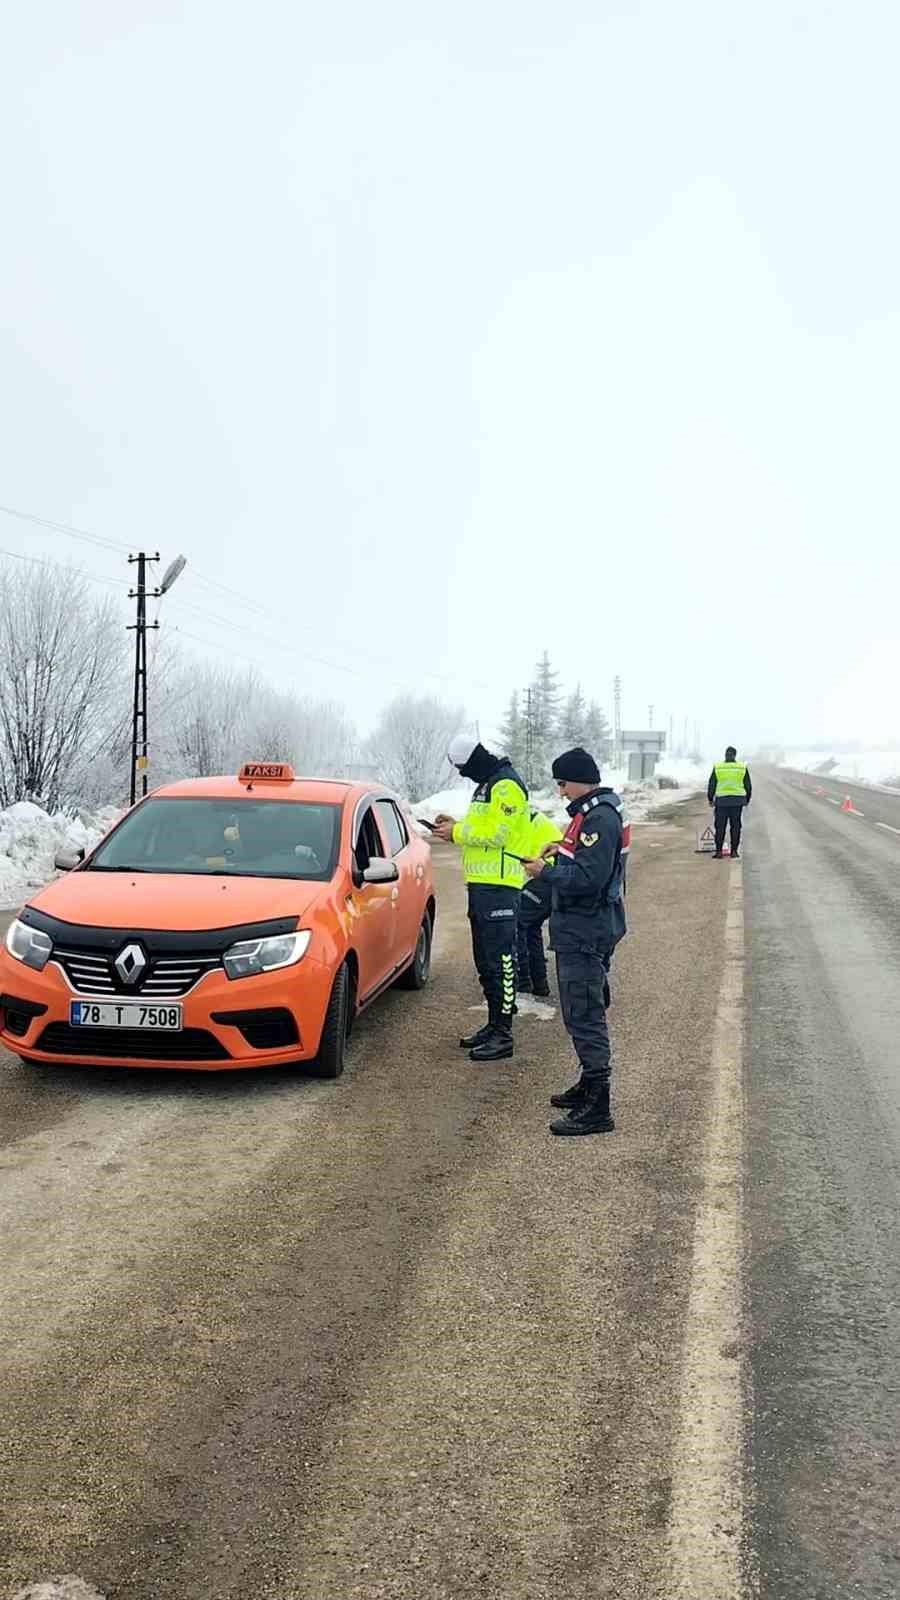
[840, 796, 854, 813]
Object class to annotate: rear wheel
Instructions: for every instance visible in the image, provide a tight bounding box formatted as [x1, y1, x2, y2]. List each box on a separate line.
[397, 913, 432, 991]
[314, 964, 351, 1078]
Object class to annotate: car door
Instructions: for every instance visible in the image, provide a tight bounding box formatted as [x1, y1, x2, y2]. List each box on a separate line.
[349, 800, 398, 1000]
[375, 798, 421, 961]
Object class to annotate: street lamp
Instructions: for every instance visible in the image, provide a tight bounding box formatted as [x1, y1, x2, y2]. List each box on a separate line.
[129, 551, 187, 804]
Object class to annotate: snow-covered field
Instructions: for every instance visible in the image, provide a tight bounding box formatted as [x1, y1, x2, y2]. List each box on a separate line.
[785, 750, 900, 790]
[414, 759, 706, 834]
[0, 802, 118, 912]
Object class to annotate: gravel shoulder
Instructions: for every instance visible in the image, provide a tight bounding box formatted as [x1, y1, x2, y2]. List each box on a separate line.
[0, 803, 730, 1600]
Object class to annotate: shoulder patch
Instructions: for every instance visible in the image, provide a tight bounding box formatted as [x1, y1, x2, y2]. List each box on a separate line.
[580, 831, 599, 848]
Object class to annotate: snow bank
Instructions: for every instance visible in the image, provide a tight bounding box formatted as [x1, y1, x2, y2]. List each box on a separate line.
[785, 750, 900, 789]
[11, 1580, 107, 1600]
[412, 786, 473, 827]
[655, 757, 708, 789]
[0, 802, 119, 912]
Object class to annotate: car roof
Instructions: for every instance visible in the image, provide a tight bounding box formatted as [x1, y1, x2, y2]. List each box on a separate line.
[148, 776, 402, 806]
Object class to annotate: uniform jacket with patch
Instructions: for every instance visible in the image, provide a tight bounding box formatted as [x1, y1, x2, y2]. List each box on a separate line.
[545, 786, 626, 955]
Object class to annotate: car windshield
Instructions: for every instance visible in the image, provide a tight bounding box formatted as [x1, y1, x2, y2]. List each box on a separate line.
[87, 797, 341, 881]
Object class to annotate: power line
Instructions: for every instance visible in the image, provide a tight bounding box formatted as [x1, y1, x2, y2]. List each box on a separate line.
[0, 498, 494, 697]
[0, 545, 131, 590]
[0, 502, 130, 554]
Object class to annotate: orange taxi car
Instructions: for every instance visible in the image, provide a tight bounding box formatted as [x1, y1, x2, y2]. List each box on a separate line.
[0, 764, 435, 1076]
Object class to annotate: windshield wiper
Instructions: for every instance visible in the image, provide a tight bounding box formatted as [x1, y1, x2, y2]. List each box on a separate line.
[87, 864, 151, 873]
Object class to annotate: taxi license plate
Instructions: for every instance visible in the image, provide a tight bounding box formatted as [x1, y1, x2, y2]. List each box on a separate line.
[70, 1001, 182, 1031]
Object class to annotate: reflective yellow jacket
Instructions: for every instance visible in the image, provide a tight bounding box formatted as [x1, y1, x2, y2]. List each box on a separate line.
[451, 763, 530, 887]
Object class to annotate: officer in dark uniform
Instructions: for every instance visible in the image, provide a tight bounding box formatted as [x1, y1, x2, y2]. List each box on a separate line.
[523, 747, 626, 1136]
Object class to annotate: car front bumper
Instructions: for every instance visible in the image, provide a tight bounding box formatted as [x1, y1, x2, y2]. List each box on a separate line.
[0, 951, 336, 1071]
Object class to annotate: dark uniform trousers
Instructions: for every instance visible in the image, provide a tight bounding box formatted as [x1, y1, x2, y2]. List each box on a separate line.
[556, 949, 612, 1084]
[467, 883, 519, 1030]
[714, 801, 743, 855]
[517, 877, 551, 991]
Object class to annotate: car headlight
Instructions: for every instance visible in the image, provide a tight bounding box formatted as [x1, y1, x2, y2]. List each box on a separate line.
[5, 919, 53, 972]
[223, 930, 311, 980]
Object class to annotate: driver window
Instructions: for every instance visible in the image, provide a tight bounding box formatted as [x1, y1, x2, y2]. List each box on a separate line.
[354, 806, 386, 874]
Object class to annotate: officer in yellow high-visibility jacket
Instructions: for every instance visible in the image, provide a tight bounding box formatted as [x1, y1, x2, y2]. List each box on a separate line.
[432, 734, 530, 1061]
[707, 745, 752, 858]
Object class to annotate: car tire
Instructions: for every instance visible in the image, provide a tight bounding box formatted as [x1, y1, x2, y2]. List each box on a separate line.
[397, 913, 432, 991]
[314, 963, 351, 1078]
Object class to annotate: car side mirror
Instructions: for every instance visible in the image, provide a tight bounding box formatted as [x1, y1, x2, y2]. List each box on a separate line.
[362, 856, 399, 885]
[54, 848, 85, 872]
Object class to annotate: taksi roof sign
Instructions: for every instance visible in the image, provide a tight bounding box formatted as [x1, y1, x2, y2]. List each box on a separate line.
[238, 762, 295, 784]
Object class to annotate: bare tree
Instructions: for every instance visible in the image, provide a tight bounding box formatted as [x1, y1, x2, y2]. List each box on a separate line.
[0, 562, 127, 808]
[169, 668, 357, 781]
[173, 664, 252, 777]
[366, 694, 464, 801]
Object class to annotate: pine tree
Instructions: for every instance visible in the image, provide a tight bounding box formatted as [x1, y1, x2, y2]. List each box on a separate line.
[527, 650, 562, 783]
[560, 684, 587, 748]
[498, 691, 526, 773]
[584, 701, 613, 764]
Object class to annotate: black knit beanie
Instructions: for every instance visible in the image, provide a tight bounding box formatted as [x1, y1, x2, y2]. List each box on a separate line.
[551, 747, 601, 784]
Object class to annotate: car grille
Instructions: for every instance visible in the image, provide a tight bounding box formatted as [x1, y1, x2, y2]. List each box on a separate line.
[36, 1023, 230, 1062]
[54, 948, 221, 998]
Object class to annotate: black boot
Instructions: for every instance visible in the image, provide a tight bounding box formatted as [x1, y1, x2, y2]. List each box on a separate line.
[549, 1079, 614, 1136]
[532, 983, 552, 999]
[459, 1022, 492, 1049]
[469, 1025, 514, 1062]
[549, 1077, 588, 1109]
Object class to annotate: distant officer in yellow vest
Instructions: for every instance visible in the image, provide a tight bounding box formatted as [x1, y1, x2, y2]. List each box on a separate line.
[707, 746, 752, 858]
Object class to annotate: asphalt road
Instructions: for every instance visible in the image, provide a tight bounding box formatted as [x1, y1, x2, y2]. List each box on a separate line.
[744, 768, 900, 1597]
[2, 778, 899, 1599]
[781, 765, 900, 836]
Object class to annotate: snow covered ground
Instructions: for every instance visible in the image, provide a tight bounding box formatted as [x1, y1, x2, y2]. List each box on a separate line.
[785, 750, 900, 789]
[413, 759, 706, 834]
[0, 802, 119, 912]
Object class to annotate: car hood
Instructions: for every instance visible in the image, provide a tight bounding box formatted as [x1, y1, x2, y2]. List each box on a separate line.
[27, 870, 330, 932]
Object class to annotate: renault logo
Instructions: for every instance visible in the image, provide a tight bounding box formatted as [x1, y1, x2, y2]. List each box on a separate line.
[115, 942, 147, 987]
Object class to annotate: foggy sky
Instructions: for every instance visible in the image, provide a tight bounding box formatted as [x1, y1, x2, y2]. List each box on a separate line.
[2, 1, 898, 758]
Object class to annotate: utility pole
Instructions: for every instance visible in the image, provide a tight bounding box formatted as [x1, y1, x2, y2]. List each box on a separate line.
[128, 552, 159, 805]
[127, 551, 187, 806]
[613, 676, 623, 768]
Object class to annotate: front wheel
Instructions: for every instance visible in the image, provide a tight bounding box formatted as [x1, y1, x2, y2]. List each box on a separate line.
[397, 914, 432, 991]
[314, 964, 351, 1078]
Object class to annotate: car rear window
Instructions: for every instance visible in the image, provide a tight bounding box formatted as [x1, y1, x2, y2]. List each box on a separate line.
[87, 797, 340, 881]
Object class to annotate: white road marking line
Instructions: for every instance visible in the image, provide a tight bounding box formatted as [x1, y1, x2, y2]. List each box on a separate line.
[877, 822, 900, 836]
[667, 862, 749, 1599]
